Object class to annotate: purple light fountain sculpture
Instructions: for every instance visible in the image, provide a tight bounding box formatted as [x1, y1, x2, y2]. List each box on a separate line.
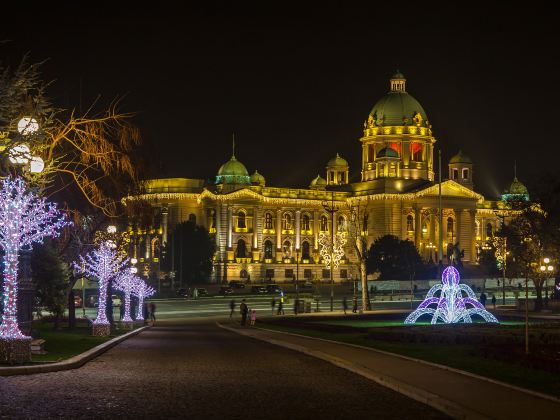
[405, 266, 499, 324]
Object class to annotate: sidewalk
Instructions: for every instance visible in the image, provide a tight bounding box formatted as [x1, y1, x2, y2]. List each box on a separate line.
[218, 322, 560, 420]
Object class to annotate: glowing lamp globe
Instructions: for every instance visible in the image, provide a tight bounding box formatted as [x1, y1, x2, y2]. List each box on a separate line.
[17, 117, 39, 136]
[107, 225, 117, 234]
[29, 156, 45, 173]
[131, 258, 138, 265]
[8, 144, 31, 164]
[130, 266, 138, 274]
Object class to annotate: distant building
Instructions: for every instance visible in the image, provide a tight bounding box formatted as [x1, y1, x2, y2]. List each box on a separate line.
[123, 72, 523, 283]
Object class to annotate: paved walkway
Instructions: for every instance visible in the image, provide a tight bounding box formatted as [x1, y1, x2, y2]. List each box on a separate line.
[219, 321, 560, 420]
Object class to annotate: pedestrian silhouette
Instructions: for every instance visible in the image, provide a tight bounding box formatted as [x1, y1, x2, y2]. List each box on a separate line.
[240, 299, 248, 326]
[294, 298, 299, 316]
[491, 294, 496, 309]
[342, 296, 348, 315]
[352, 296, 358, 313]
[271, 297, 276, 315]
[277, 300, 284, 315]
[480, 292, 487, 308]
[149, 302, 156, 324]
[229, 299, 236, 318]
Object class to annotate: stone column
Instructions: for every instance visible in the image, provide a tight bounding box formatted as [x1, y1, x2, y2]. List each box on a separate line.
[161, 206, 169, 247]
[276, 209, 282, 250]
[295, 210, 301, 250]
[227, 206, 233, 249]
[313, 210, 320, 250]
[455, 210, 462, 246]
[469, 209, 477, 262]
[414, 207, 421, 248]
[145, 233, 151, 260]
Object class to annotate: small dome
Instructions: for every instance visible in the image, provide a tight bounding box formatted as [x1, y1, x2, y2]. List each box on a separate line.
[216, 155, 251, 185]
[376, 146, 399, 159]
[449, 150, 472, 164]
[327, 153, 348, 168]
[250, 170, 266, 186]
[505, 177, 528, 196]
[392, 70, 405, 79]
[309, 174, 327, 189]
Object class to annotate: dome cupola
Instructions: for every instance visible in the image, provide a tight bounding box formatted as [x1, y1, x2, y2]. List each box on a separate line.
[216, 154, 250, 185]
[326, 153, 349, 185]
[250, 170, 266, 186]
[309, 174, 327, 190]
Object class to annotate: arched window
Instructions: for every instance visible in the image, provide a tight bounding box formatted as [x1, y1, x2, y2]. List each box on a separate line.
[237, 211, 246, 229]
[320, 215, 328, 232]
[240, 269, 248, 278]
[337, 215, 346, 231]
[447, 217, 454, 234]
[486, 223, 493, 238]
[264, 240, 273, 259]
[152, 238, 160, 259]
[282, 213, 292, 230]
[283, 240, 292, 258]
[410, 142, 423, 161]
[406, 215, 414, 232]
[188, 213, 196, 224]
[236, 239, 247, 258]
[302, 214, 310, 231]
[264, 212, 273, 230]
[302, 241, 310, 259]
[209, 210, 216, 231]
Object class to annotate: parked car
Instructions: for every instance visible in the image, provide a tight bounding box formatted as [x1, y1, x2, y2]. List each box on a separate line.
[266, 284, 283, 294]
[299, 282, 314, 291]
[251, 286, 267, 294]
[196, 287, 208, 296]
[177, 288, 189, 298]
[218, 286, 234, 296]
[229, 280, 245, 289]
[73, 295, 82, 308]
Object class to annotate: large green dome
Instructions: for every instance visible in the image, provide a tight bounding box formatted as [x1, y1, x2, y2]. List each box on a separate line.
[369, 73, 428, 126]
[216, 155, 251, 185]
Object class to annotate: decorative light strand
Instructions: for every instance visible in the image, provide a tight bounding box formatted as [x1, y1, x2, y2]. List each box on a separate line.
[319, 231, 347, 269]
[113, 270, 141, 322]
[0, 177, 70, 340]
[74, 241, 129, 326]
[131, 280, 155, 321]
[405, 266, 499, 324]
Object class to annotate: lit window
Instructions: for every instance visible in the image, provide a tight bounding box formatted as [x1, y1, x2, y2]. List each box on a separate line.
[264, 212, 273, 230]
[237, 211, 246, 229]
[282, 213, 292, 231]
[320, 215, 328, 232]
[462, 168, 469, 180]
[407, 215, 414, 232]
[452, 168, 459, 180]
[302, 214, 310, 231]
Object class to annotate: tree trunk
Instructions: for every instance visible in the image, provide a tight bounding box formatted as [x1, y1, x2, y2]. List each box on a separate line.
[67, 289, 76, 329]
[534, 278, 544, 312]
[360, 260, 369, 310]
[67, 272, 78, 329]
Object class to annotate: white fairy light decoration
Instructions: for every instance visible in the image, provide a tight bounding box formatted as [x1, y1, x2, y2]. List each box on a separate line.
[0, 177, 69, 358]
[74, 241, 129, 335]
[132, 280, 155, 321]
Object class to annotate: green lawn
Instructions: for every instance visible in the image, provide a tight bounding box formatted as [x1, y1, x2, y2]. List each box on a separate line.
[258, 321, 560, 397]
[2, 320, 132, 364]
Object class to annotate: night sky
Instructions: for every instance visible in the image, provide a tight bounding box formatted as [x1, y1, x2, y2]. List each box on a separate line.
[2, 2, 559, 199]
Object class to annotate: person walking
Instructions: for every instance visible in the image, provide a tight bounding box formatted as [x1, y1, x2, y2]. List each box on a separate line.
[342, 296, 348, 315]
[193, 287, 198, 300]
[229, 299, 236, 318]
[352, 295, 358, 313]
[480, 292, 487, 308]
[294, 298, 299, 316]
[239, 299, 249, 326]
[277, 300, 284, 315]
[149, 302, 156, 325]
[142, 302, 149, 324]
[250, 309, 257, 326]
[271, 297, 276, 315]
[491, 294, 497, 309]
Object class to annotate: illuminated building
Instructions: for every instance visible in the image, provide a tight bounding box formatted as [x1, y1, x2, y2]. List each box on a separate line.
[123, 72, 521, 283]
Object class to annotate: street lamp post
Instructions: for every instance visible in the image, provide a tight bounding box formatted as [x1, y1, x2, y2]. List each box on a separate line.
[295, 246, 300, 300]
[322, 191, 339, 312]
[492, 235, 507, 305]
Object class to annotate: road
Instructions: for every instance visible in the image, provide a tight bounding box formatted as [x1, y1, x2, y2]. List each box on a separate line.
[0, 320, 448, 419]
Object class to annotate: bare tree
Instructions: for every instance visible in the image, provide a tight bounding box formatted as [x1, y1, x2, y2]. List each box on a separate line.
[346, 197, 371, 311]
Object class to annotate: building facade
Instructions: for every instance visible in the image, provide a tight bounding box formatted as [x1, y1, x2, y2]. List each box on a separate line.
[123, 73, 524, 284]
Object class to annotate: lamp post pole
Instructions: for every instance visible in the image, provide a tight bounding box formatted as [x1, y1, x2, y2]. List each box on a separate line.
[322, 191, 339, 312]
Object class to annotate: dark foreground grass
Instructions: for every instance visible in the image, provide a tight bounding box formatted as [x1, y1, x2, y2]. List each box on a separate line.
[258, 321, 560, 398]
[25, 320, 129, 363]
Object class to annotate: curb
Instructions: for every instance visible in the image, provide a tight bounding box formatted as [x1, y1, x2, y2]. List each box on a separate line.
[0, 326, 150, 376]
[217, 322, 486, 420]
